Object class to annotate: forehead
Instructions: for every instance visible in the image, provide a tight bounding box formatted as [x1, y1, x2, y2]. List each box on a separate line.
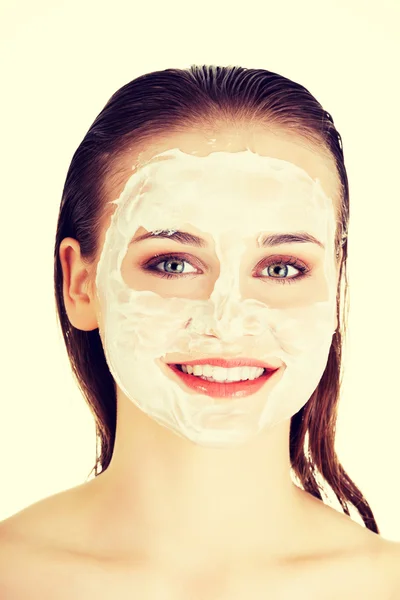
[118, 126, 337, 191]
[103, 126, 341, 232]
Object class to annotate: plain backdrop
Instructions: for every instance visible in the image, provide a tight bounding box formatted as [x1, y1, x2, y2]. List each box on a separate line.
[0, 0, 399, 541]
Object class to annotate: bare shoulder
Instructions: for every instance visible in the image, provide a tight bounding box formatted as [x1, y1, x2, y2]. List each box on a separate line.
[294, 492, 400, 598]
[0, 517, 41, 599]
[0, 518, 32, 597]
[380, 538, 400, 586]
[354, 537, 400, 598]
[326, 520, 400, 598]
[287, 511, 400, 600]
[0, 486, 91, 599]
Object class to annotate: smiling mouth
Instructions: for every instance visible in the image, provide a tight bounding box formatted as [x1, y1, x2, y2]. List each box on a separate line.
[173, 363, 270, 382]
[164, 362, 280, 399]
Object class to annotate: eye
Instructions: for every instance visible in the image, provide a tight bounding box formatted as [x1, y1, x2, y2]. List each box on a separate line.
[263, 264, 297, 277]
[143, 254, 199, 279]
[141, 253, 311, 284]
[257, 256, 309, 285]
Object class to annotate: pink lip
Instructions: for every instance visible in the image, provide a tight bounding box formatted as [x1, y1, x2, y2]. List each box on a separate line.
[165, 361, 280, 399]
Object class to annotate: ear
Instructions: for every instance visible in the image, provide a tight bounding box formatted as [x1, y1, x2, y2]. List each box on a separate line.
[59, 237, 99, 331]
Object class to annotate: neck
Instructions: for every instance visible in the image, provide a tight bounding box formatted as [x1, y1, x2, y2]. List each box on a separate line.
[84, 392, 312, 570]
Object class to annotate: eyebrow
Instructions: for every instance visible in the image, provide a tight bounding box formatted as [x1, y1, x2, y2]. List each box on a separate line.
[130, 230, 325, 249]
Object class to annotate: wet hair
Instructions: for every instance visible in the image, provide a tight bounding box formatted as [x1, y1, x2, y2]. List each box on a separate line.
[54, 65, 378, 533]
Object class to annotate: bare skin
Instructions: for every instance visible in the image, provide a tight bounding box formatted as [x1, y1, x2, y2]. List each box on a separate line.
[1, 126, 399, 598]
[0, 490, 398, 599]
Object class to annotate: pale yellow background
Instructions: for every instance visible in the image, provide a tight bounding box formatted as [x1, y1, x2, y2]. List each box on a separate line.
[0, 0, 399, 540]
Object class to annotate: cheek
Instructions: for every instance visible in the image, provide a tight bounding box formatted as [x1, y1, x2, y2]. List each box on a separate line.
[120, 248, 218, 300]
[243, 271, 329, 310]
[119, 258, 197, 297]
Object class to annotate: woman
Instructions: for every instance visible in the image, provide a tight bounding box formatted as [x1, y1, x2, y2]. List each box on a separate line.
[1, 65, 399, 598]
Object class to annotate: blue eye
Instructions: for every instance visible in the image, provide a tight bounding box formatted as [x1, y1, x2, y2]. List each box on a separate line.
[142, 253, 200, 279]
[258, 259, 309, 285]
[142, 253, 310, 285]
[152, 256, 197, 277]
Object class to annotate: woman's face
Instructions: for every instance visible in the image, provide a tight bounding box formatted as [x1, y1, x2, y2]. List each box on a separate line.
[91, 126, 341, 448]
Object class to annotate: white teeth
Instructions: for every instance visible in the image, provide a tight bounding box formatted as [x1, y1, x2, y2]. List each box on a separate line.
[179, 364, 265, 382]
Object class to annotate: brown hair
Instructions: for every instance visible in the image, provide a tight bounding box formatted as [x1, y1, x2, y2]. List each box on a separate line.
[54, 65, 379, 534]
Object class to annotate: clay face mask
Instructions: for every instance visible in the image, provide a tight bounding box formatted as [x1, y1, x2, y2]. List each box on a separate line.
[95, 148, 338, 448]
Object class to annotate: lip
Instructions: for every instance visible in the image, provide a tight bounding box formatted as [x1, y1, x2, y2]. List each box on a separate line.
[168, 357, 280, 371]
[165, 360, 280, 399]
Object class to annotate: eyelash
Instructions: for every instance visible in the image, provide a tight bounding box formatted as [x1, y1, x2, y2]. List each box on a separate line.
[141, 253, 310, 285]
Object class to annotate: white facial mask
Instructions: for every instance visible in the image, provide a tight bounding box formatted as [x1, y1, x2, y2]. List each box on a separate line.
[95, 148, 338, 448]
